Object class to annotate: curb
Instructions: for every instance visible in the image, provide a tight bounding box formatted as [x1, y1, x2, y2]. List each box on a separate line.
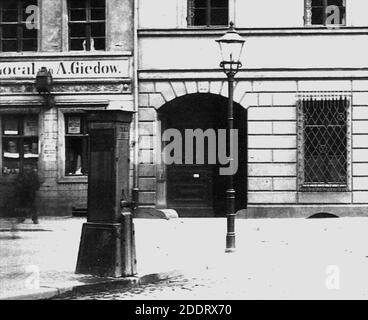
[0, 270, 183, 300]
[0, 228, 52, 232]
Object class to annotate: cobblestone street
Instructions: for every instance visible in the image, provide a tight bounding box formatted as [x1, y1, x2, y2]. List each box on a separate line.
[58, 217, 368, 300]
[4, 217, 368, 299]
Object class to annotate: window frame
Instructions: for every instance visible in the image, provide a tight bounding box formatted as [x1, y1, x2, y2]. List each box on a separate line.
[187, 0, 229, 27]
[297, 94, 352, 192]
[0, 0, 38, 52]
[64, 112, 89, 177]
[1, 113, 39, 178]
[67, 0, 106, 51]
[58, 107, 104, 184]
[304, 0, 346, 27]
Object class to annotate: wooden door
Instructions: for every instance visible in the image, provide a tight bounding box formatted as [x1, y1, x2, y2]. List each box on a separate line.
[160, 94, 247, 217]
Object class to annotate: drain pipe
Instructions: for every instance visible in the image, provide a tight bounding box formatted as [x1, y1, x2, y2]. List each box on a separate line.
[132, 0, 139, 207]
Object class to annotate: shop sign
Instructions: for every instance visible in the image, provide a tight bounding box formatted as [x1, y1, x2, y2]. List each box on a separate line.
[0, 59, 129, 79]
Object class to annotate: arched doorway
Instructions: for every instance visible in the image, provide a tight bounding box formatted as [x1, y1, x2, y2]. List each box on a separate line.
[158, 93, 247, 217]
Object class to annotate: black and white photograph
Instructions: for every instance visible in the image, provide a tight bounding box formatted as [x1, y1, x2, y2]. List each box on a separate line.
[0, 0, 367, 307]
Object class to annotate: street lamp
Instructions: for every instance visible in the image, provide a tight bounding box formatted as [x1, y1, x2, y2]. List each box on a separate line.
[216, 22, 245, 253]
[35, 67, 55, 108]
[35, 67, 53, 94]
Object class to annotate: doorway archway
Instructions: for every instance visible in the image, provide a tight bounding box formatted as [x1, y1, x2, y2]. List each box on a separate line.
[158, 93, 247, 217]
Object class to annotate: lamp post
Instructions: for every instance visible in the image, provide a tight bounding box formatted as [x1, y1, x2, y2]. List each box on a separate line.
[216, 22, 245, 253]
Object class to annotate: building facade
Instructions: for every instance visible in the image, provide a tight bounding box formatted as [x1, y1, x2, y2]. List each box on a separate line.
[136, 0, 368, 218]
[0, 0, 134, 216]
[2, 0, 368, 219]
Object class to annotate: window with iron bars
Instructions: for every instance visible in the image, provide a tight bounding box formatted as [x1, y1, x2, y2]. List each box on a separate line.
[187, 0, 228, 27]
[298, 96, 349, 191]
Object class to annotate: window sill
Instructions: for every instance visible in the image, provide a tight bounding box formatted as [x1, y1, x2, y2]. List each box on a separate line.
[0, 51, 133, 59]
[138, 27, 368, 37]
[186, 25, 229, 29]
[299, 186, 349, 193]
[304, 24, 346, 28]
[58, 176, 88, 184]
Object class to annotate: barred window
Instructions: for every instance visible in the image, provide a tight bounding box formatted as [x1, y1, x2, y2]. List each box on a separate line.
[298, 97, 349, 190]
[68, 0, 105, 51]
[305, 0, 346, 26]
[0, 0, 38, 52]
[188, 0, 228, 27]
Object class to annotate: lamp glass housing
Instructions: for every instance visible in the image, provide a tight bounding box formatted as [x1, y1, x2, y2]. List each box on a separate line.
[36, 67, 53, 93]
[216, 23, 245, 75]
[217, 40, 245, 64]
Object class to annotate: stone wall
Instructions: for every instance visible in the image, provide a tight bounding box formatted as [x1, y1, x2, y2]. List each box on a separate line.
[137, 78, 368, 217]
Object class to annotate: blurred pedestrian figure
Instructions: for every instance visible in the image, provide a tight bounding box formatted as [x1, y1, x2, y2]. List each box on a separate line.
[14, 169, 43, 224]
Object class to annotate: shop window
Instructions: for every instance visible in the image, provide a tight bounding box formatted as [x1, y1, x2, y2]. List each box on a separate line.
[0, 0, 38, 52]
[188, 0, 228, 27]
[298, 97, 349, 190]
[68, 0, 106, 51]
[2, 114, 39, 175]
[305, 0, 346, 26]
[65, 114, 88, 176]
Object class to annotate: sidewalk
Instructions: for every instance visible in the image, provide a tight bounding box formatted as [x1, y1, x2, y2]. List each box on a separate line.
[1, 216, 368, 299]
[0, 216, 186, 300]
